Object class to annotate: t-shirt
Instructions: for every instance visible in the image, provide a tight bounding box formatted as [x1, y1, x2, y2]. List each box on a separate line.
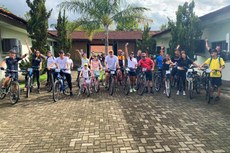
[171, 55, 180, 64]
[55, 57, 68, 69]
[156, 55, 163, 69]
[162, 59, 170, 70]
[5, 57, 22, 70]
[47, 56, 56, 68]
[81, 58, 89, 68]
[64, 58, 73, 74]
[118, 55, 125, 67]
[91, 59, 101, 71]
[127, 57, 137, 69]
[204, 57, 225, 77]
[105, 55, 118, 71]
[138, 58, 154, 71]
[81, 68, 90, 78]
[136, 56, 141, 62]
[32, 54, 42, 68]
[177, 58, 193, 69]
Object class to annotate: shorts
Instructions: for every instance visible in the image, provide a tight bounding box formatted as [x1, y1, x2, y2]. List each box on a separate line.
[129, 71, 136, 76]
[145, 71, 153, 81]
[5, 72, 18, 80]
[211, 77, 222, 87]
[171, 68, 177, 76]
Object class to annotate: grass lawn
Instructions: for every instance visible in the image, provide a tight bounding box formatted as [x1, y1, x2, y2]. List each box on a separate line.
[19, 74, 47, 88]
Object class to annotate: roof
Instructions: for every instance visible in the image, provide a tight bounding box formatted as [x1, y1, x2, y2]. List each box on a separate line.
[152, 29, 171, 37]
[200, 5, 230, 20]
[49, 30, 159, 40]
[0, 8, 56, 39]
[0, 8, 27, 26]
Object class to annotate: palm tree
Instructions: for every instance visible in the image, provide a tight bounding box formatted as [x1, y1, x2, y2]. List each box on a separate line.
[58, 0, 148, 54]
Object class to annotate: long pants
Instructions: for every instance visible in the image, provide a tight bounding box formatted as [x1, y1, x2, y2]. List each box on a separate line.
[177, 70, 186, 91]
[25, 70, 40, 89]
[62, 72, 72, 91]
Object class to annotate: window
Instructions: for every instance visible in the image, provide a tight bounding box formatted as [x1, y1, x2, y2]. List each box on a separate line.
[1, 39, 22, 56]
[212, 41, 230, 61]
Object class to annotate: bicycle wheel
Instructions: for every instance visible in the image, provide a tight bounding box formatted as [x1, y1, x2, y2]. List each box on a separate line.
[53, 81, 61, 102]
[124, 77, 130, 95]
[136, 74, 141, 90]
[9, 81, 20, 105]
[138, 76, 146, 96]
[94, 79, 100, 93]
[154, 76, 161, 92]
[47, 74, 53, 92]
[165, 79, 171, 98]
[26, 77, 31, 98]
[86, 85, 90, 97]
[63, 82, 70, 96]
[109, 77, 115, 96]
[188, 81, 193, 99]
[195, 76, 201, 94]
[0, 79, 6, 99]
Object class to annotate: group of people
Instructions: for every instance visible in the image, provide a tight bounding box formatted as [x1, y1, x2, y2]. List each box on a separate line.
[0, 38, 225, 100]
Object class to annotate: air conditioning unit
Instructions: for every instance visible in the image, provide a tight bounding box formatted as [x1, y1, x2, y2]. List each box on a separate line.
[2, 38, 22, 55]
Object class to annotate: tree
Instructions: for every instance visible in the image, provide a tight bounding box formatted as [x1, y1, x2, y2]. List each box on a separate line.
[26, 0, 52, 54]
[160, 24, 168, 31]
[137, 24, 156, 54]
[168, 1, 203, 58]
[116, 17, 140, 31]
[59, 0, 148, 54]
[55, 10, 70, 54]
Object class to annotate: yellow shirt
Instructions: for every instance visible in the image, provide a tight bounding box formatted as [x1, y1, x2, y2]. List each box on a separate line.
[204, 57, 225, 77]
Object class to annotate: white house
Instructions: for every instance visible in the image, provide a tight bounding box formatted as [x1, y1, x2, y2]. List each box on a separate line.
[0, 8, 56, 80]
[153, 5, 230, 81]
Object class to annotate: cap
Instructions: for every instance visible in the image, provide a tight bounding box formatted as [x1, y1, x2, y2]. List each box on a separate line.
[84, 63, 88, 66]
[130, 52, 134, 55]
[59, 50, 64, 54]
[9, 50, 16, 54]
[211, 49, 218, 53]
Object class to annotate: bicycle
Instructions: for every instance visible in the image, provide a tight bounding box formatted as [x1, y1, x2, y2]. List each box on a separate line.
[53, 69, 70, 102]
[79, 77, 91, 97]
[25, 66, 39, 98]
[46, 68, 56, 92]
[154, 70, 163, 92]
[186, 66, 202, 99]
[91, 70, 100, 93]
[108, 70, 116, 96]
[201, 67, 220, 104]
[164, 69, 171, 98]
[137, 68, 147, 96]
[123, 68, 131, 95]
[0, 69, 23, 105]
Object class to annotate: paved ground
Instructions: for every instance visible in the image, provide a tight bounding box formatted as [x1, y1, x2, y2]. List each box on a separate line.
[0, 85, 230, 153]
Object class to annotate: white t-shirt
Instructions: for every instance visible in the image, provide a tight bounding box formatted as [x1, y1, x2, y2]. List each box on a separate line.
[127, 57, 137, 69]
[55, 57, 68, 69]
[81, 68, 90, 78]
[47, 56, 56, 68]
[64, 58, 73, 74]
[105, 55, 118, 71]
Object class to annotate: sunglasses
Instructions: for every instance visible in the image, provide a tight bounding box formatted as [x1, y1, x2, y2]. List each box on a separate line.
[142, 56, 146, 58]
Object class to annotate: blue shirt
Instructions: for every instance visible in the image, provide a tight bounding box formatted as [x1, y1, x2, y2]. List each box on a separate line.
[156, 55, 163, 69]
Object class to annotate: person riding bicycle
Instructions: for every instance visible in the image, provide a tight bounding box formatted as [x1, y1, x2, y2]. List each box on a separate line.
[90, 54, 102, 78]
[117, 49, 125, 81]
[171, 45, 181, 81]
[0, 50, 27, 89]
[162, 54, 173, 94]
[125, 43, 138, 93]
[46, 51, 56, 85]
[76, 50, 89, 85]
[49, 50, 73, 96]
[176, 51, 198, 96]
[105, 50, 120, 88]
[79, 63, 91, 96]
[199, 49, 225, 101]
[25, 40, 45, 93]
[138, 52, 154, 93]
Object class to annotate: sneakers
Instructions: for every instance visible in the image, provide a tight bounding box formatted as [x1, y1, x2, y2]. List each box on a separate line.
[132, 88, 136, 92]
[183, 91, 186, 96]
[176, 90, 180, 95]
[130, 88, 133, 93]
[163, 90, 166, 94]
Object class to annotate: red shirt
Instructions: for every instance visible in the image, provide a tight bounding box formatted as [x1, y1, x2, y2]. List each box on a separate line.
[138, 58, 154, 71]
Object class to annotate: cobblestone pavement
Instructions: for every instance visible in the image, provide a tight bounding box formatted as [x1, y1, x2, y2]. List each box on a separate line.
[0, 85, 230, 153]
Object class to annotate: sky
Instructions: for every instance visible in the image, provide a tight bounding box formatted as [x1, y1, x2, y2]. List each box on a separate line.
[0, 0, 230, 30]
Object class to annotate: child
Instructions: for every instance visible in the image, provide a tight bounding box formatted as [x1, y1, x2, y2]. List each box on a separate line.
[78, 63, 91, 96]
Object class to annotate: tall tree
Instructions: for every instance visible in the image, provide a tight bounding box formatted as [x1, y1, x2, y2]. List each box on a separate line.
[116, 17, 140, 31]
[26, 0, 52, 54]
[168, 1, 203, 57]
[59, 0, 148, 54]
[137, 24, 156, 54]
[55, 10, 70, 53]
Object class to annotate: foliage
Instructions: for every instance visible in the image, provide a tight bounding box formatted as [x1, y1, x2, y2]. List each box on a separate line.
[116, 17, 140, 31]
[26, 0, 52, 54]
[55, 10, 71, 54]
[137, 24, 156, 54]
[160, 24, 168, 31]
[59, 0, 148, 54]
[168, 1, 203, 57]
